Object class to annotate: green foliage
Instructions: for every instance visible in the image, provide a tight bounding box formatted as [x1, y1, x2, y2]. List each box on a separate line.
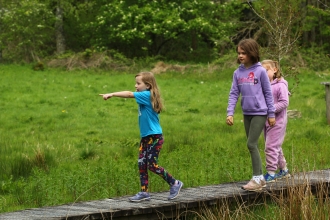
[0, 0, 55, 62]
[283, 46, 330, 72]
[82, 49, 93, 58]
[3, 147, 55, 180]
[32, 62, 45, 71]
[0, 0, 328, 66]
[0, 0, 329, 64]
[304, 5, 330, 50]
[250, 0, 303, 62]
[79, 148, 97, 160]
[89, 0, 242, 60]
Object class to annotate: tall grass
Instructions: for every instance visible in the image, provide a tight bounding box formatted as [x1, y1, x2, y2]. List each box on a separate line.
[184, 174, 330, 220]
[0, 64, 330, 215]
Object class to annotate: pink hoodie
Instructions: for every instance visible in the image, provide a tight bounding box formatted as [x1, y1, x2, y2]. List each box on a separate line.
[270, 78, 289, 124]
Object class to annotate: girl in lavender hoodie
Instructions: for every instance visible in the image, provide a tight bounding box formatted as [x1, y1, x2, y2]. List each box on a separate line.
[261, 60, 291, 183]
[226, 39, 276, 191]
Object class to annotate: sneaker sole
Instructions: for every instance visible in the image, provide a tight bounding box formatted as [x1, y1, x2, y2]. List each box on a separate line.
[168, 182, 183, 200]
[242, 186, 265, 192]
[241, 183, 266, 191]
[276, 173, 291, 180]
[129, 197, 151, 202]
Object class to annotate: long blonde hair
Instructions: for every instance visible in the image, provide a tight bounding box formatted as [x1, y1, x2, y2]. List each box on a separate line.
[135, 72, 163, 113]
[261, 60, 282, 80]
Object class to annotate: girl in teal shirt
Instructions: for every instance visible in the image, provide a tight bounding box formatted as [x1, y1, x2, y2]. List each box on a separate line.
[100, 72, 183, 202]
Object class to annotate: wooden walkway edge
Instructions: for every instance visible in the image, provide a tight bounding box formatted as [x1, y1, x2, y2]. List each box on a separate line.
[0, 169, 330, 220]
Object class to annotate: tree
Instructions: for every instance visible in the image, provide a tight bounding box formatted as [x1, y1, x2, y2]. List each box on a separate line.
[88, 0, 242, 61]
[0, 0, 54, 62]
[246, 0, 304, 62]
[55, 1, 65, 54]
[50, 0, 98, 54]
[0, 0, 5, 62]
[304, 0, 330, 50]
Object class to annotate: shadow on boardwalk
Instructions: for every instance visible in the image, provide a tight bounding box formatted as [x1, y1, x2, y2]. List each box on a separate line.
[0, 169, 329, 220]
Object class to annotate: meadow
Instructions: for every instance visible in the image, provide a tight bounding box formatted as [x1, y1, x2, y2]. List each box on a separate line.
[0, 63, 330, 215]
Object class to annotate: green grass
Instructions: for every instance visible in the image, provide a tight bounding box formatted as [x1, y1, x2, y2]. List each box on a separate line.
[0, 64, 330, 213]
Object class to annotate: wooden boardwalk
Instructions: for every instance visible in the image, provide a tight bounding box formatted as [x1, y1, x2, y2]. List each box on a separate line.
[0, 169, 330, 220]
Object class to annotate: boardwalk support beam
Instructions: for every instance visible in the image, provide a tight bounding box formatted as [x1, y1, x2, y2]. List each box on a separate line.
[321, 82, 330, 124]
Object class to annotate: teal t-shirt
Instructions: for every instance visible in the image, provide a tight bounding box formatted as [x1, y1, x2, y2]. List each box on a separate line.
[133, 91, 162, 137]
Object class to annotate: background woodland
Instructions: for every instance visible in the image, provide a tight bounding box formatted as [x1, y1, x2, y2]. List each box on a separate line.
[0, 0, 329, 71]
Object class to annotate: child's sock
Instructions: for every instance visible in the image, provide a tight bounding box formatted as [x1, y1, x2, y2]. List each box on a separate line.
[252, 175, 264, 184]
[268, 171, 276, 176]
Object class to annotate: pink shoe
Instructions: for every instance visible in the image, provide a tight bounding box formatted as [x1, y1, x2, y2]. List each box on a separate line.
[242, 179, 266, 191]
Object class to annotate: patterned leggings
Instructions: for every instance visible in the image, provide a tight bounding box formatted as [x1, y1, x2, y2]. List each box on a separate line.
[138, 134, 175, 192]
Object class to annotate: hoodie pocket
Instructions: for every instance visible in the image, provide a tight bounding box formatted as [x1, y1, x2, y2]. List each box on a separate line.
[241, 96, 260, 111]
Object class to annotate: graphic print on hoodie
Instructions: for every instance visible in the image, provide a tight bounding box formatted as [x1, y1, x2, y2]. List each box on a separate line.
[227, 62, 275, 118]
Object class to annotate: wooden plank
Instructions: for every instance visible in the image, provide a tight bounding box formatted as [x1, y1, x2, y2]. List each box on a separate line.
[0, 169, 329, 220]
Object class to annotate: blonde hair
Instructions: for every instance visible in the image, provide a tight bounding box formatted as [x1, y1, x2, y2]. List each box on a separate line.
[135, 72, 163, 113]
[261, 60, 283, 80]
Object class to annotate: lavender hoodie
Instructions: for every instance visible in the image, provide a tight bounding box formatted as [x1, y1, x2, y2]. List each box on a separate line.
[227, 62, 275, 118]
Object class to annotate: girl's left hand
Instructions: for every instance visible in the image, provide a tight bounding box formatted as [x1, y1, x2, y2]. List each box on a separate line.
[226, 116, 234, 126]
[268, 117, 276, 127]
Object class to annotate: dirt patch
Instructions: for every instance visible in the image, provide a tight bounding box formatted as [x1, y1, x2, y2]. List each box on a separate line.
[151, 61, 187, 74]
[47, 52, 129, 71]
[287, 110, 301, 118]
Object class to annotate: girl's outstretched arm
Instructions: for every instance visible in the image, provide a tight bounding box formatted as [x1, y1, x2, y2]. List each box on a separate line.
[99, 91, 134, 100]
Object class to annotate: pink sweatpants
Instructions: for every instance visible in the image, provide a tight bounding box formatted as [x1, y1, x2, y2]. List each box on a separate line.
[264, 118, 287, 172]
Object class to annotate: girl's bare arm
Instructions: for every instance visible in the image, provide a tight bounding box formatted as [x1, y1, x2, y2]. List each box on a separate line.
[99, 91, 134, 100]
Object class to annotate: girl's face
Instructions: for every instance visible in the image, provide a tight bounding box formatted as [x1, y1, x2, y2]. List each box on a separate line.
[262, 64, 277, 81]
[135, 75, 149, 92]
[237, 46, 252, 68]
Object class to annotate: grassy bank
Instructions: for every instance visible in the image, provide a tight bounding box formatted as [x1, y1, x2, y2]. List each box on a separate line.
[0, 64, 329, 214]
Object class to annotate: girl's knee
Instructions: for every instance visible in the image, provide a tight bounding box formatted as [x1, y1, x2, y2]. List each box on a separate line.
[148, 164, 157, 171]
[247, 144, 257, 151]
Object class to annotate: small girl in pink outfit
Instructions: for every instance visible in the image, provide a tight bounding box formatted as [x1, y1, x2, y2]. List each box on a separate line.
[261, 60, 291, 182]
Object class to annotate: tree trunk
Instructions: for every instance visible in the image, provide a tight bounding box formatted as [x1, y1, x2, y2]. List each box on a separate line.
[317, 0, 323, 46]
[302, 0, 309, 44]
[0, 1, 3, 61]
[191, 30, 197, 51]
[55, 4, 65, 54]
